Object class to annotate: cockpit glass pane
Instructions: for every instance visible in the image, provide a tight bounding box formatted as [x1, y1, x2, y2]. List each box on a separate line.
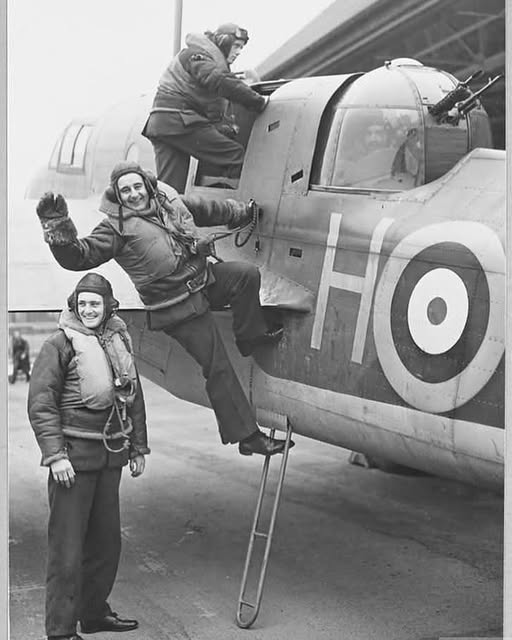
[57, 124, 91, 170]
[49, 132, 64, 169]
[340, 68, 417, 107]
[59, 124, 82, 166]
[328, 107, 424, 190]
[401, 68, 457, 105]
[317, 109, 344, 185]
[125, 143, 140, 163]
[71, 125, 92, 168]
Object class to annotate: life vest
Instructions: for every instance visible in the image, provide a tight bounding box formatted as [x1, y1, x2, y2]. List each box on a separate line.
[59, 311, 137, 411]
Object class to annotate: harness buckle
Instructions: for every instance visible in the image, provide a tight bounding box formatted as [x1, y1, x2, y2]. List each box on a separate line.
[186, 271, 207, 294]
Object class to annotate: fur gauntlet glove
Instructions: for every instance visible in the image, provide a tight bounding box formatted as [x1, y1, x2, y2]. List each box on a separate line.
[225, 198, 261, 229]
[36, 192, 78, 245]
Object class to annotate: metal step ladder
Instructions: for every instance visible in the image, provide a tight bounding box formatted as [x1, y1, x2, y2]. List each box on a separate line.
[236, 419, 294, 629]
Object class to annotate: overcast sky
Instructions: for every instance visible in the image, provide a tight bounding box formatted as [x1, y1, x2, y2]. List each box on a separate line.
[8, 0, 335, 196]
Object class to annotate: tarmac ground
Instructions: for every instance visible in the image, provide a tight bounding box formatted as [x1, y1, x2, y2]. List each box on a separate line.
[8, 376, 503, 640]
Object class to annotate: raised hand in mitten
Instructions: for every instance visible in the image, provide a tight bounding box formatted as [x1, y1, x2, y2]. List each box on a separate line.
[36, 192, 69, 220]
[36, 192, 77, 245]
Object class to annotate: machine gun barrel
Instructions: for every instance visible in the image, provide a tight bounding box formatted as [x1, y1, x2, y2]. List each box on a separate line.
[457, 74, 503, 116]
[428, 86, 469, 117]
[462, 69, 484, 85]
[428, 69, 483, 118]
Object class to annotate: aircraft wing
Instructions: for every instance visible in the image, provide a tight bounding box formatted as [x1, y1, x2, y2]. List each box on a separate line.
[8, 197, 315, 314]
[8, 196, 143, 311]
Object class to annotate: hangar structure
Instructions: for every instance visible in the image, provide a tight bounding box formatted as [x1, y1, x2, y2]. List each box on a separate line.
[256, 0, 505, 148]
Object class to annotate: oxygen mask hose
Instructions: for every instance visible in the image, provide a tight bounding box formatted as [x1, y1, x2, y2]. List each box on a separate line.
[235, 199, 259, 248]
[201, 199, 261, 263]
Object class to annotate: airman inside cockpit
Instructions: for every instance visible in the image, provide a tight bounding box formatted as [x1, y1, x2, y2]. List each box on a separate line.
[390, 127, 422, 187]
[333, 109, 422, 190]
[338, 111, 397, 188]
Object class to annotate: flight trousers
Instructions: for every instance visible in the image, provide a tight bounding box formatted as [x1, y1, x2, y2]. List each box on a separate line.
[149, 124, 245, 193]
[45, 467, 122, 637]
[164, 260, 267, 444]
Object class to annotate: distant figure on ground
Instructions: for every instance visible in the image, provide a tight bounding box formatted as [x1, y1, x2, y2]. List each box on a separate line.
[35, 161, 291, 458]
[9, 329, 31, 383]
[142, 23, 268, 192]
[28, 273, 150, 640]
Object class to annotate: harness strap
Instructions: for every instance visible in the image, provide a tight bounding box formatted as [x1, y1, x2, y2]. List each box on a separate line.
[92, 332, 136, 453]
[143, 268, 209, 311]
[62, 420, 133, 441]
[150, 107, 183, 114]
[102, 403, 133, 453]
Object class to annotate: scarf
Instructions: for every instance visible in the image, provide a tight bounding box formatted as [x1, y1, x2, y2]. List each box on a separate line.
[99, 183, 199, 254]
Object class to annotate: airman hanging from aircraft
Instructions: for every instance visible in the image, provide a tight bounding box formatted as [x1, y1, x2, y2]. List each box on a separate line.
[35, 161, 292, 457]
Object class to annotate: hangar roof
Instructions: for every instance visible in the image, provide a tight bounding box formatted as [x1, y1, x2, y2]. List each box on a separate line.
[256, 0, 505, 147]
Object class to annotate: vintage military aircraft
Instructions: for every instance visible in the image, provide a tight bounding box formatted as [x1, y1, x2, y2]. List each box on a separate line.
[9, 58, 505, 491]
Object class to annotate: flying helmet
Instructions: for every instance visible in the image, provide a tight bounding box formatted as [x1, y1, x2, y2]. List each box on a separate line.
[67, 272, 119, 322]
[209, 23, 249, 58]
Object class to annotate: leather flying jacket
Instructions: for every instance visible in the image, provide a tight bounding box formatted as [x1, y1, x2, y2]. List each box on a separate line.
[49, 182, 251, 307]
[28, 327, 149, 470]
[149, 32, 265, 131]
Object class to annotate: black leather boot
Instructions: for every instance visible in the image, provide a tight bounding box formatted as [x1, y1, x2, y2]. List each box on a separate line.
[80, 612, 138, 633]
[236, 326, 284, 357]
[239, 431, 294, 456]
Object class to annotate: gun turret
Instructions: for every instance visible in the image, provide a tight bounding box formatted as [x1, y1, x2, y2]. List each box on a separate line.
[428, 70, 483, 120]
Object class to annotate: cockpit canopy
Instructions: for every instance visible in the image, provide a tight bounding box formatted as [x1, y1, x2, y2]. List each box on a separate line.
[311, 59, 493, 191]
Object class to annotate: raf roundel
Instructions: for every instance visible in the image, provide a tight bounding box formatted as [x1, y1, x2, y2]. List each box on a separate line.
[406, 267, 469, 356]
[372, 221, 504, 413]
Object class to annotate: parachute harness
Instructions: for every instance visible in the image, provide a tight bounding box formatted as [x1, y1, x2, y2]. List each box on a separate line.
[97, 331, 135, 454]
[102, 399, 133, 453]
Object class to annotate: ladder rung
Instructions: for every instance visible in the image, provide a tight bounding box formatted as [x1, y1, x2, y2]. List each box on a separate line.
[240, 600, 255, 608]
[236, 424, 294, 629]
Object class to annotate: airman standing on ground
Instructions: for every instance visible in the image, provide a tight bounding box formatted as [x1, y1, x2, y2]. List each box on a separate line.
[28, 273, 150, 640]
